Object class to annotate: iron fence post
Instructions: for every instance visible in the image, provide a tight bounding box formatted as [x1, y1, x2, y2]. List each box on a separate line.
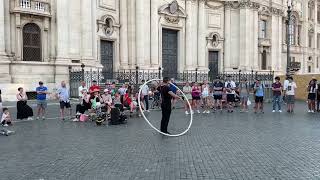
[238, 70, 241, 84]
[135, 66, 139, 92]
[195, 68, 198, 82]
[158, 67, 161, 80]
[68, 65, 72, 97]
[81, 63, 85, 82]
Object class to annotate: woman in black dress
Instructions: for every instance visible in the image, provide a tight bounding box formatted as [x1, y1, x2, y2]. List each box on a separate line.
[16, 87, 33, 120]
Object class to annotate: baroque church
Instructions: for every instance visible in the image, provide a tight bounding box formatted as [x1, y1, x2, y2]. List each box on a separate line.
[0, 0, 319, 99]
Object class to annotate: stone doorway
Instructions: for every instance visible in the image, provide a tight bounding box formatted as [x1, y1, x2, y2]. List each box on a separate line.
[208, 51, 219, 81]
[162, 29, 178, 79]
[100, 40, 114, 80]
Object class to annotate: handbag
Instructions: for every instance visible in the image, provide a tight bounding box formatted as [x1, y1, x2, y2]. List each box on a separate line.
[247, 98, 252, 106]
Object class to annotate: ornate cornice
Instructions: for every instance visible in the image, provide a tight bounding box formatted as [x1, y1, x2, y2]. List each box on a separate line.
[224, 0, 284, 16]
[225, 0, 260, 10]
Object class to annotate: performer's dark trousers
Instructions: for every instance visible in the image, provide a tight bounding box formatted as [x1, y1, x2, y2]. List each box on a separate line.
[160, 103, 172, 133]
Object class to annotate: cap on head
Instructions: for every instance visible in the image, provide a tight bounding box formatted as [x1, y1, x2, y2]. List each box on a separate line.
[39, 81, 44, 85]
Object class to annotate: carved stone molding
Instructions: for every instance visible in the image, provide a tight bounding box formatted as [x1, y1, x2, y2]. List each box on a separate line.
[206, 32, 223, 47]
[205, 0, 224, 10]
[225, 0, 260, 10]
[158, 0, 187, 18]
[164, 15, 180, 24]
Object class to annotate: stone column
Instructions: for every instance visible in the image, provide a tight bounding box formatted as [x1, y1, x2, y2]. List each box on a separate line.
[15, 14, 22, 61]
[136, 0, 145, 67]
[239, 8, 251, 70]
[198, 0, 206, 69]
[0, 0, 5, 55]
[56, 0, 69, 59]
[224, 7, 231, 70]
[128, 0, 136, 68]
[144, 0, 151, 67]
[120, 0, 129, 68]
[150, 0, 159, 67]
[192, 2, 198, 67]
[43, 17, 50, 62]
[92, 0, 97, 62]
[81, 0, 93, 59]
[253, 10, 259, 70]
[185, 0, 193, 69]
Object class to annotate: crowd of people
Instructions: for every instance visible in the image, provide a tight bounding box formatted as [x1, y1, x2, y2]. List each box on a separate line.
[1, 74, 320, 131]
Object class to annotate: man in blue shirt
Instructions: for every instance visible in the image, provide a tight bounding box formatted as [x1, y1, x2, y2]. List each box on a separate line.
[36, 81, 48, 120]
[169, 78, 178, 109]
[57, 81, 71, 120]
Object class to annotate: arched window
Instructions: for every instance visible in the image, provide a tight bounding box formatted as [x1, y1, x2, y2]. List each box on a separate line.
[23, 23, 41, 61]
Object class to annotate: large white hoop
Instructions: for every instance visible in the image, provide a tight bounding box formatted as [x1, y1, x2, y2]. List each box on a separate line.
[138, 79, 193, 137]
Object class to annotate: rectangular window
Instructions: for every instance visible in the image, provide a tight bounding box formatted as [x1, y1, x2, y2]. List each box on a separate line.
[308, 66, 312, 73]
[298, 26, 301, 45]
[20, 0, 31, 9]
[309, 34, 313, 48]
[318, 34, 320, 49]
[259, 20, 267, 39]
[318, 6, 320, 23]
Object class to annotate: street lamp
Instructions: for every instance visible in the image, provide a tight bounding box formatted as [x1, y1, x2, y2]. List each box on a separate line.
[286, 0, 293, 75]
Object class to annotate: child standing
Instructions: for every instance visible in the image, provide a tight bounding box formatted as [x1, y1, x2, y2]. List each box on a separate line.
[285, 77, 297, 113]
[254, 79, 265, 113]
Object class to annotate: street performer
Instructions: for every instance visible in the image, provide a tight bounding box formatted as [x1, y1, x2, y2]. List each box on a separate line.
[158, 77, 182, 134]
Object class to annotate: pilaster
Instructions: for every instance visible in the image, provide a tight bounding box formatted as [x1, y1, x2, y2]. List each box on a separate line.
[120, 0, 129, 69]
[150, 0, 159, 67]
[197, 0, 206, 69]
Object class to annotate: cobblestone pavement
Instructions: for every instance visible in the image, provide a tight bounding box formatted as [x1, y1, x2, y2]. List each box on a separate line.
[1, 102, 320, 180]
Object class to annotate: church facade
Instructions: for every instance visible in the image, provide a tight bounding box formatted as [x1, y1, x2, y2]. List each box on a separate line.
[0, 0, 319, 99]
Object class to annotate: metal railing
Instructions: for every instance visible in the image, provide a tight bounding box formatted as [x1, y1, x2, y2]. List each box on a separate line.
[69, 65, 274, 99]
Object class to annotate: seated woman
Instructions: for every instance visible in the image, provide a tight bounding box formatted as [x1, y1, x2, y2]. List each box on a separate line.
[114, 92, 124, 112]
[101, 89, 113, 116]
[123, 86, 136, 117]
[74, 90, 91, 122]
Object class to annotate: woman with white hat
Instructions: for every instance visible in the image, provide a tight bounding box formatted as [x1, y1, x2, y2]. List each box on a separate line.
[101, 89, 113, 116]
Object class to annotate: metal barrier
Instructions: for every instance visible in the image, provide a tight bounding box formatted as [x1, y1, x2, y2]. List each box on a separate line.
[69, 65, 274, 100]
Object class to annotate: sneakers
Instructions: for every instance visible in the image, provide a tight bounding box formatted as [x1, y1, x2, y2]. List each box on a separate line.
[272, 110, 276, 113]
[27, 117, 33, 120]
[36, 117, 40, 120]
[308, 110, 312, 113]
[203, 111, 207, 114]
[72, 118, 79, 122]
[278, 110, 282, 113]
[206, 111, 210, 114]
[185, 111, 189, 115]
[3, 124, 8, 127]
[197, 110, 201, 114]
[42, 116, 45, 120]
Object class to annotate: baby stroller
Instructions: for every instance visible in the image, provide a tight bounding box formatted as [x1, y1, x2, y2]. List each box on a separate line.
[151, 91, 161, 109]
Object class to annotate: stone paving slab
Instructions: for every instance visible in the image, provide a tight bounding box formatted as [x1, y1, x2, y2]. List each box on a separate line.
[1, 102, 320, 180]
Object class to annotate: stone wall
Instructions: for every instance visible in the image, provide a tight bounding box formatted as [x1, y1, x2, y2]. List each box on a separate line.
[279, 74, 320, 100]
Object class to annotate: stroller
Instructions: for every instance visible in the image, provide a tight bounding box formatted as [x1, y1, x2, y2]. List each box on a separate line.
[151, 91, 161, 109]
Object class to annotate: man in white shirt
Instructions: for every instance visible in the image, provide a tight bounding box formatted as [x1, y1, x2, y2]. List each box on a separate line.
[225, 75, 236, 113]
[283, 75, 290, 104]
[78, 81, 88, 98]
[285, 76, 297, 113]
[140, 80, 150, 112]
